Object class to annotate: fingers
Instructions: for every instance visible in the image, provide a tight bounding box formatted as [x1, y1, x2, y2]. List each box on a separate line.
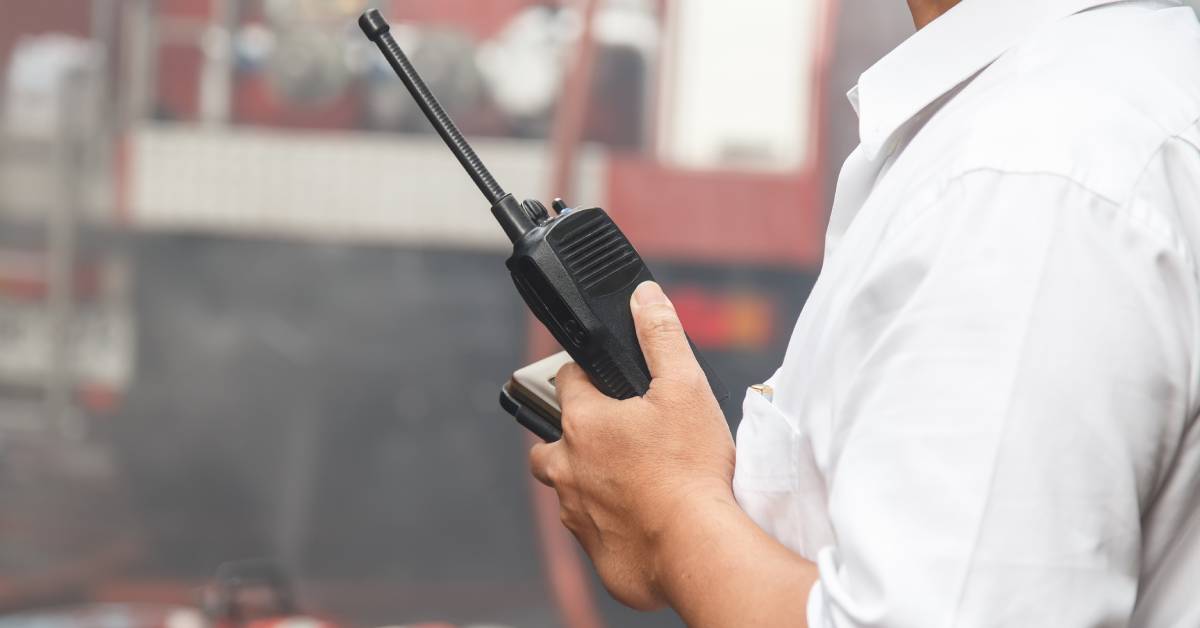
[630, 281, 701, 381]
[529, 441, 563, 488]
[555, 361, 605, 408]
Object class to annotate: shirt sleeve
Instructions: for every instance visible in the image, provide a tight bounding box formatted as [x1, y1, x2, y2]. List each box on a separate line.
[807, 170, 1198, 628]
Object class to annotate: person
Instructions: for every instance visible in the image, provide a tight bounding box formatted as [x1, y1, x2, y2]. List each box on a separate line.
[528, 0, 1200, 625]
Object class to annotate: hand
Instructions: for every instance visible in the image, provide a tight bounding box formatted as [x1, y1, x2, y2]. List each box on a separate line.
[529, 281, 736, 610]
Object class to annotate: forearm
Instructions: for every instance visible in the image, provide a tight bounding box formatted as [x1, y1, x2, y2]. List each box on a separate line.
[655, 490, 819, 627]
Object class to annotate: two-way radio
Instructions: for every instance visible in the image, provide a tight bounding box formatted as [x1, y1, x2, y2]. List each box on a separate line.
[359, 9, 728, 441]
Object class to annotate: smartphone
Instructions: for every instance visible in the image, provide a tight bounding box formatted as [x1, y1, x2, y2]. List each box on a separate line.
[500, 351, 573, 442]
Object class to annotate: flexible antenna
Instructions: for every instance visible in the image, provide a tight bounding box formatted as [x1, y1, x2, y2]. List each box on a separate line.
[359, 9, 507, 204]
[360, 9, 535, 242]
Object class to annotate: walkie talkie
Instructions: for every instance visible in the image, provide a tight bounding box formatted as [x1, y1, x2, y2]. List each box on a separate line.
[359, 9, 729, 440]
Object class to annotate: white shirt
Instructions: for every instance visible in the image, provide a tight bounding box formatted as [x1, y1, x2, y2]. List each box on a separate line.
[731, 1, 1200, 626]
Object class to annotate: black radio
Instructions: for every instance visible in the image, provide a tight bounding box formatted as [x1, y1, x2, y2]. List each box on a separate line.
[360, 9, 728, 441]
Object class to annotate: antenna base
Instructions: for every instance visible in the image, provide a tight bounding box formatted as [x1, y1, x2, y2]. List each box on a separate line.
[493, 194, 537, 243]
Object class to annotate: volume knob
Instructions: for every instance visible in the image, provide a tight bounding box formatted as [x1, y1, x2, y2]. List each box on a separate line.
[521, 199, 551, 224]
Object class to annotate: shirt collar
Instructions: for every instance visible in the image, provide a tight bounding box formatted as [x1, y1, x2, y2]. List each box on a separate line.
[850, 0, 1124, 160]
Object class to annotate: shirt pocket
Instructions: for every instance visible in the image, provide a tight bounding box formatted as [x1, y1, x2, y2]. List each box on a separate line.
[734, 387, 836, 560]
[734, 389, 802, 490]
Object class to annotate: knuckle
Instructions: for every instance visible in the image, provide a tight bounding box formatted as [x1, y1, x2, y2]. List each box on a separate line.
[680, 368, 709, 391]
[556, 362, 575, 381]
[558, 361, 584, 383]
[643, 307, 683, 335]
[649, 371, 707, 403]
[559, 408, 579, 433]
[545, 460, 565, 486]
[560, 403, 596, 434]
[529, 452, 550, 483]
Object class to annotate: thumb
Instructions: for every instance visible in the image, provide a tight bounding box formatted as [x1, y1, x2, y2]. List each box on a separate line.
[630, 281, 700, 381]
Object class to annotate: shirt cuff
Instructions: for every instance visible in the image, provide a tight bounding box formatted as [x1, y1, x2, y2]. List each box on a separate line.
[807, 577, 830, 628]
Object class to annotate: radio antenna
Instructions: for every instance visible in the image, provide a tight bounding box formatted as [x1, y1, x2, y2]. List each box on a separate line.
[360, 9, 507, 205]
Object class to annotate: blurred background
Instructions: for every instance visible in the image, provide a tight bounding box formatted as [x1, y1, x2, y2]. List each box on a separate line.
[1, 1, 1195, 627]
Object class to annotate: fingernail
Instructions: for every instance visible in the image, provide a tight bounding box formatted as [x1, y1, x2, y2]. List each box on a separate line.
[633, 281, 670, 307]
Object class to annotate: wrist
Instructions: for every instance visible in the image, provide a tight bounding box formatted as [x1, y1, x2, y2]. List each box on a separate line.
[647, 479, 739, 601]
